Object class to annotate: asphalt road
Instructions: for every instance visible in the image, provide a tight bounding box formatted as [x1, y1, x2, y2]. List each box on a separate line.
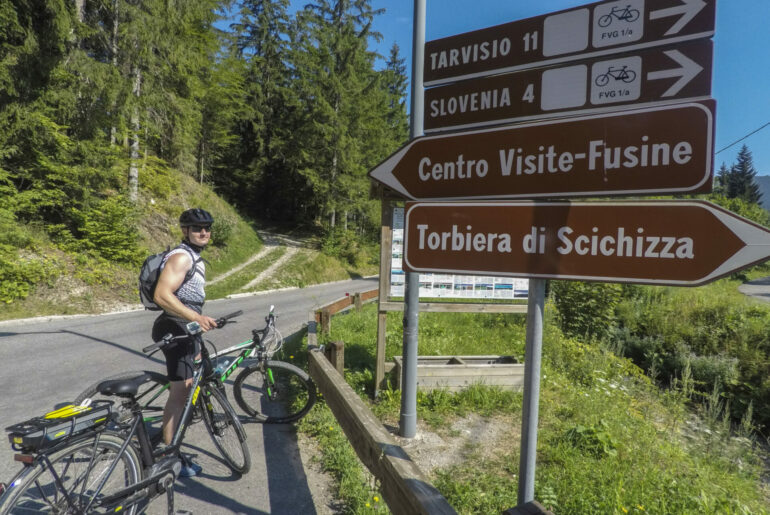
[0, 277, 378, 514]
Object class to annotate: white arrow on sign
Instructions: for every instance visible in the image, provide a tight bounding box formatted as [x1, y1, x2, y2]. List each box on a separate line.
[649, 0, 707, 36]
[646, 49, 704, 97]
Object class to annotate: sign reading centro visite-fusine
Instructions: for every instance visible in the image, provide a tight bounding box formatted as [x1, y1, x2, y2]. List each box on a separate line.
[402, 201, 770, 286]
[425, 39, 712, 132]
[424, 0, 716, 86]
[369, 101, 713, 200]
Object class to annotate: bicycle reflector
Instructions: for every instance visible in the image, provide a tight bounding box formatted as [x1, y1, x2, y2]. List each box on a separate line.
[13, 454, 33, 464]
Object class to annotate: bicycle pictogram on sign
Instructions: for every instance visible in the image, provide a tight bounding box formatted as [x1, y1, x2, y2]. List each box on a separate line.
[598, 4, 641, 27]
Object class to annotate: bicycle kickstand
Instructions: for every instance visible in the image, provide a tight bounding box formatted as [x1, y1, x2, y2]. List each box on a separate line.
[162, 476, 192, 515]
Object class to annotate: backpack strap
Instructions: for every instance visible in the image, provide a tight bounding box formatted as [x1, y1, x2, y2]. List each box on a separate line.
[174, 242, 210, 284]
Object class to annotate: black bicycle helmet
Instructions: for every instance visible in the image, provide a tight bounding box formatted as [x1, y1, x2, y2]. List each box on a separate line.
[179, 208, 214, 227]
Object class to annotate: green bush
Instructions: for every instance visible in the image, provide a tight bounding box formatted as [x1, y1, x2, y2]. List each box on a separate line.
[0, 208, 40, 249]
[75, 196, 140, 264]
[321, 227, 376, 268]
[211, 212, 235, 248]
[551, 281, 622, 341]
[0, 248, 60, 303]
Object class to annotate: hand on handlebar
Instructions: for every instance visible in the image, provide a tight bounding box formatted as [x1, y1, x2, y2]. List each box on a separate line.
[196, 314, 219, 332]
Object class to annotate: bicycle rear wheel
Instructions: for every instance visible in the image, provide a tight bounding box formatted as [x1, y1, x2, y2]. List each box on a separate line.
[199, 386, 251, 474]
[0, 433, 141, 514]
[233, 361, 316, 424]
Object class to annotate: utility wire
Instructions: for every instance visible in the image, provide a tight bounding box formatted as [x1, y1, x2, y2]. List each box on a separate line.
[716, 121, 770, 154]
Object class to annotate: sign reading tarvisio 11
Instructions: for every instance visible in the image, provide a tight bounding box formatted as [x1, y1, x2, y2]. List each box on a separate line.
[425, 39, 712, 132]
[369, 101, 713, 200]
[424, 0, 716, 86]
[402, 201, 770, 286]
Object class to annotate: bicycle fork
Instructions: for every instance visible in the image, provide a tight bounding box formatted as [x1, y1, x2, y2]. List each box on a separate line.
[265, 367, 279, 401]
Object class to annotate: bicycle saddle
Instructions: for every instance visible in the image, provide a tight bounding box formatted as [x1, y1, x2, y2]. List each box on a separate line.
[97, 371, 167, 398]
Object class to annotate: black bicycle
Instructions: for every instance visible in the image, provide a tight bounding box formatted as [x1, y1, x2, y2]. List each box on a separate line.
[0, 378, 184, 513]
[75, 313, 251, 477]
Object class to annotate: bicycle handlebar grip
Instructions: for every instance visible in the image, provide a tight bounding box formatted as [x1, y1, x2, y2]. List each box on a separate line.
[142, 341, 163, 353]
[216, 310, 243, 327]
[142, 332, 175, 353]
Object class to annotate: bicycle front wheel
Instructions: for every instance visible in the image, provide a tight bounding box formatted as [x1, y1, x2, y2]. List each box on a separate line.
[199, 386, 251, 474]
[233, 361, 316, 424]
[0, 433, 142, 514]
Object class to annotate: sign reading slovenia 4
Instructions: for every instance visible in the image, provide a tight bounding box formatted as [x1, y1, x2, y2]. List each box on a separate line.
[403, 201, 770, 286]
[425, 39, 712, 132]
[424, 0, 716, 86]
[369, 101, 713, 200]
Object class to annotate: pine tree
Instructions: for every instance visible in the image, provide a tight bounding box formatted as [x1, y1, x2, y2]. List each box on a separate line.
[714, 162, 729, 195]
[383, 43, 409, 145]
[732, 145, 762, 205]
[292, 0, 385, 231]
[223, 0, 304, 220]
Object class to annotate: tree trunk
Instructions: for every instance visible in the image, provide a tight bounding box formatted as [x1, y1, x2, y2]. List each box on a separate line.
[75, 0, 85, 22]
[128, 65, 141, 202]
[110, 0, 119, 145]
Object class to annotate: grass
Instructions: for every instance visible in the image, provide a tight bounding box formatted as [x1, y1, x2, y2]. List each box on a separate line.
[303, 303, 770, 514]
[206, 247, 286, 299]
[257, 248, 378, 291]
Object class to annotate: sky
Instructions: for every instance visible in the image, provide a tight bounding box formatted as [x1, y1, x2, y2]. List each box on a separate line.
[309, 0, 769, 176]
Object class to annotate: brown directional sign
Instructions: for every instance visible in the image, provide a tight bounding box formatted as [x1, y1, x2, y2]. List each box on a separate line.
[425, 39, 712, 132]
[370, 101, 714, 200]
[425, 0, 716, 86]
[403, 201, 770, 286]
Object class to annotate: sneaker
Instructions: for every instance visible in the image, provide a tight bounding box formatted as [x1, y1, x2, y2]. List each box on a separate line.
[178, 455, 202, 478]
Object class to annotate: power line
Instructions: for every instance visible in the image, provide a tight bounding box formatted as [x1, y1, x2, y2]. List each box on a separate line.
[716, 121, 770, 155]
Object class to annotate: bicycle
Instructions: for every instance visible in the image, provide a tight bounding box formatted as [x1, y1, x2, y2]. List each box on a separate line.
[594, 65, 637, 87]
[76, 306, 316, 427]
[0, 378, 184, 513]
[78, 314, 251, 474]
[598, 4, 640, 27]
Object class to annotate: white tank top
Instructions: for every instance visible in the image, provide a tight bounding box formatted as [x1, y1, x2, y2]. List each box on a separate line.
[161, 243, 206, 313]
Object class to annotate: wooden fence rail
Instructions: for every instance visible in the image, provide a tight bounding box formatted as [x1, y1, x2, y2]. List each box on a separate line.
[307, 300, 456, 514]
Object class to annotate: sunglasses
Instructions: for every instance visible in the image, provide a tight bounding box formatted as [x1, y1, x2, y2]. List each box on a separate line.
[189, 225, 212, 233]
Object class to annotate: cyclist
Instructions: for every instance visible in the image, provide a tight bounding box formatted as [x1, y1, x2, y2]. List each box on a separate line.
[152, 207, 218, 477]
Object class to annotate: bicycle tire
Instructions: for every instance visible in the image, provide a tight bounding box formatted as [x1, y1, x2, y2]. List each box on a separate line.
[622, 69, 637, 83]
[199, 386, 251, 474]
[233, 361, 316, 424]
[75, 371, 170, 427]
[595, 74, 610, 87]
[0, 432, 142, 515]
[598, 14, 612, 27]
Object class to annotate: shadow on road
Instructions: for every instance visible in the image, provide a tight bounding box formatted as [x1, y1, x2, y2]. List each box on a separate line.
[0, 329, 165, 366]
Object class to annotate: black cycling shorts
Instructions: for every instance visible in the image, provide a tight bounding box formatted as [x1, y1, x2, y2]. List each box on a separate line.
[152, 315, 201, 382]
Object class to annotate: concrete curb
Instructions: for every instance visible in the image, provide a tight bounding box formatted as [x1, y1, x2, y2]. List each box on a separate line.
[0, 276, 379, 327]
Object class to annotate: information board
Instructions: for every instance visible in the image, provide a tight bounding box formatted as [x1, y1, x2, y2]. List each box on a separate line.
[391, 207, 529, 299]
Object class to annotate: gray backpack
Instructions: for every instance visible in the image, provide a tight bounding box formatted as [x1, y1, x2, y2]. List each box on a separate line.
[138, 246, 201, 310]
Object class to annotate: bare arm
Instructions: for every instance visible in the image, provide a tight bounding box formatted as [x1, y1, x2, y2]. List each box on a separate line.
[154, 253, 217, 331]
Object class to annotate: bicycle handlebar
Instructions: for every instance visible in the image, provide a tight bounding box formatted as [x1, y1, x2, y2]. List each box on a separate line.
[142, 310, 244, 354]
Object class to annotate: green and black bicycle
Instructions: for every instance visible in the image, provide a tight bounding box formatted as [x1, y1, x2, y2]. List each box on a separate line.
[75, 306, 316, 429]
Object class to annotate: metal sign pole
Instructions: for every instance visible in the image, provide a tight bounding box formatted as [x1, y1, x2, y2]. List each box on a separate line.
[517, 278, 545, 504]
[399, 0, 425, 439]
